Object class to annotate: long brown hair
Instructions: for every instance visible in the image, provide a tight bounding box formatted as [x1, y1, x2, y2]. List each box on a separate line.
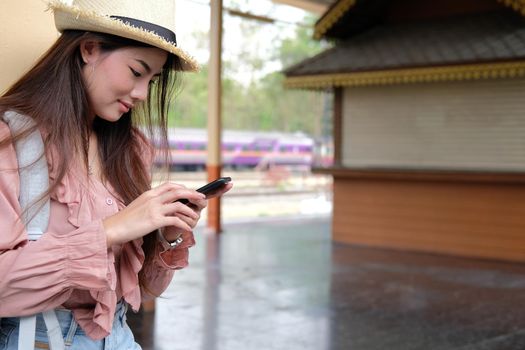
[0, 30, 181, 295]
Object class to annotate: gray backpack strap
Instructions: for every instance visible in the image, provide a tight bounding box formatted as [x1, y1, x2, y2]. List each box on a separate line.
[3, 111, 50, 239]
[17, 310, 65, 350]
[2, 112, 65, 350]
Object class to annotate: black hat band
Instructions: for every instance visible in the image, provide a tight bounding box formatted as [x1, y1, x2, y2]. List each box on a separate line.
[110, 15, 177, 46]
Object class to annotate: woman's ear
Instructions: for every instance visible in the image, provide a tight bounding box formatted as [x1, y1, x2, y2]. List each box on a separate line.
[79, 39, 101, 65]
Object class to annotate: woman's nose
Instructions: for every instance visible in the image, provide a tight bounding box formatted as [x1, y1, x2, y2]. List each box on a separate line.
[130, 81, 149, 101]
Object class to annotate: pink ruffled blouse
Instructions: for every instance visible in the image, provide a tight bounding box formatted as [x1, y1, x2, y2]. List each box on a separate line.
[0, 121, 195, 340]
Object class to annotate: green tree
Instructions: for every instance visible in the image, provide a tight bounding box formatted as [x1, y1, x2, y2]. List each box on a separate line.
[278, 18, 326, 68]
[169, 10, 331, 138]
[170, 65, 208, 128]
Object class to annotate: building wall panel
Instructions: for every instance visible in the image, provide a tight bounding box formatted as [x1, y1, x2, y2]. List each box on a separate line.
[342, 79, 525, 171]
[333, 177, 525, 262]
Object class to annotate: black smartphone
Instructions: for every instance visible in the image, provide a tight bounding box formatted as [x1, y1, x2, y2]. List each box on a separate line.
[196, 177, 232, 195]
[177, 177, 232, 204]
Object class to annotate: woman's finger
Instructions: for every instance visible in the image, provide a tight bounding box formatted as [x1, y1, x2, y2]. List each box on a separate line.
[150, 181, 185, 195]
[155, 187, 205, 205]
[162, 201, 200, 220]
[186, 197, 207, 211]
[174, 213, 199, 230]
[163, 215, 193, 233]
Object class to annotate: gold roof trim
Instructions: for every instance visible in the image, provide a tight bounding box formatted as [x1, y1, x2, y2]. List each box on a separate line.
[497, 0, 525, 15]
[284, 61, 525, 89]
[314, 0, 356, 40]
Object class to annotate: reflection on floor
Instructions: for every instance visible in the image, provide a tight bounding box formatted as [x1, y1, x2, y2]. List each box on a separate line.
[128, 217, 525, 350]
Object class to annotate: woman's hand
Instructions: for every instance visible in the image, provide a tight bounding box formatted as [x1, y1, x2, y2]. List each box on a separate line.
[103, 182, 206, 246]
[162, 181, 233, 241]
[162, 190, 208, 242]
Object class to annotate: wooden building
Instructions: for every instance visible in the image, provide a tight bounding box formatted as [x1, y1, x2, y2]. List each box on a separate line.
[284, 0, 525, 262]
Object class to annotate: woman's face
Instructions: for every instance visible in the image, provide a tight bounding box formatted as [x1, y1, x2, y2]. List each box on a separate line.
[81, 43, 168, 122]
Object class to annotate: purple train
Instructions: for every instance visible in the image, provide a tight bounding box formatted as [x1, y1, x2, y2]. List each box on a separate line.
[154, 128, 315, 171]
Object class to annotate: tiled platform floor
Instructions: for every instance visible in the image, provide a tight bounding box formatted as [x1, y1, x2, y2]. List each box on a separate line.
[128, 217, 525, 350]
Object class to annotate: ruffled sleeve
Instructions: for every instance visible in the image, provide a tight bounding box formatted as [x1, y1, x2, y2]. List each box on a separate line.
[156, 228, 196, 269]
[0, 122, 115, 319]
[117, 238, 144, 312]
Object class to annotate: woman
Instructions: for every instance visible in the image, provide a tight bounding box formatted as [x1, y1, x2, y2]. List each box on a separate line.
[0, 0, 232, 349]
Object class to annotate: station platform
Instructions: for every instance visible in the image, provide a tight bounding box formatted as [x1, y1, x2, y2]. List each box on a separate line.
[128, 216, 525, 350]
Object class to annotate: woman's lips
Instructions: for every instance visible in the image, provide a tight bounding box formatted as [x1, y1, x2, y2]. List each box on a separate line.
[118, 100, 132, 113]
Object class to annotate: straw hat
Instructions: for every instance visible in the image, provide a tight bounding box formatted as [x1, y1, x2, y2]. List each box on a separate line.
[47, 0, 198, 72]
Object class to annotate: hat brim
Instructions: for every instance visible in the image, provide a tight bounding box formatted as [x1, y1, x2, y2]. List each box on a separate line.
[47, 1, 199, 72]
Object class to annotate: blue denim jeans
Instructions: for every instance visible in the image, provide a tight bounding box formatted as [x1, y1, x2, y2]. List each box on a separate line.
[0, 302, 141, 350]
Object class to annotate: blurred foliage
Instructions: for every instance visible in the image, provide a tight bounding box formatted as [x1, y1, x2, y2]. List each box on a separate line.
[169, 9, 331, 138]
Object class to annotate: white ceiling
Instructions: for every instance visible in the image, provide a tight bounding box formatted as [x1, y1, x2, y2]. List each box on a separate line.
[271, 0, 336, 14]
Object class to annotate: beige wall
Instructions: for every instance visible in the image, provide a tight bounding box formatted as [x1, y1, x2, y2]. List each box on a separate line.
[0, 0, 58, 93]
[341, 78, 525, 172]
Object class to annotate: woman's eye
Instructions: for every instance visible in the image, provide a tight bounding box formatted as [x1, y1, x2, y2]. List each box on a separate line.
[130, 68, 141, 77]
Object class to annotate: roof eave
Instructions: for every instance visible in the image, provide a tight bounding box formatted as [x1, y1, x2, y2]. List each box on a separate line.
[314, 0, 357, 40]
[284, 61, 525, 89]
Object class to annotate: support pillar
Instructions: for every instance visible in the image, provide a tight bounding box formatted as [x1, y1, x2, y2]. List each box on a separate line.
[207, 0, 223, 233]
